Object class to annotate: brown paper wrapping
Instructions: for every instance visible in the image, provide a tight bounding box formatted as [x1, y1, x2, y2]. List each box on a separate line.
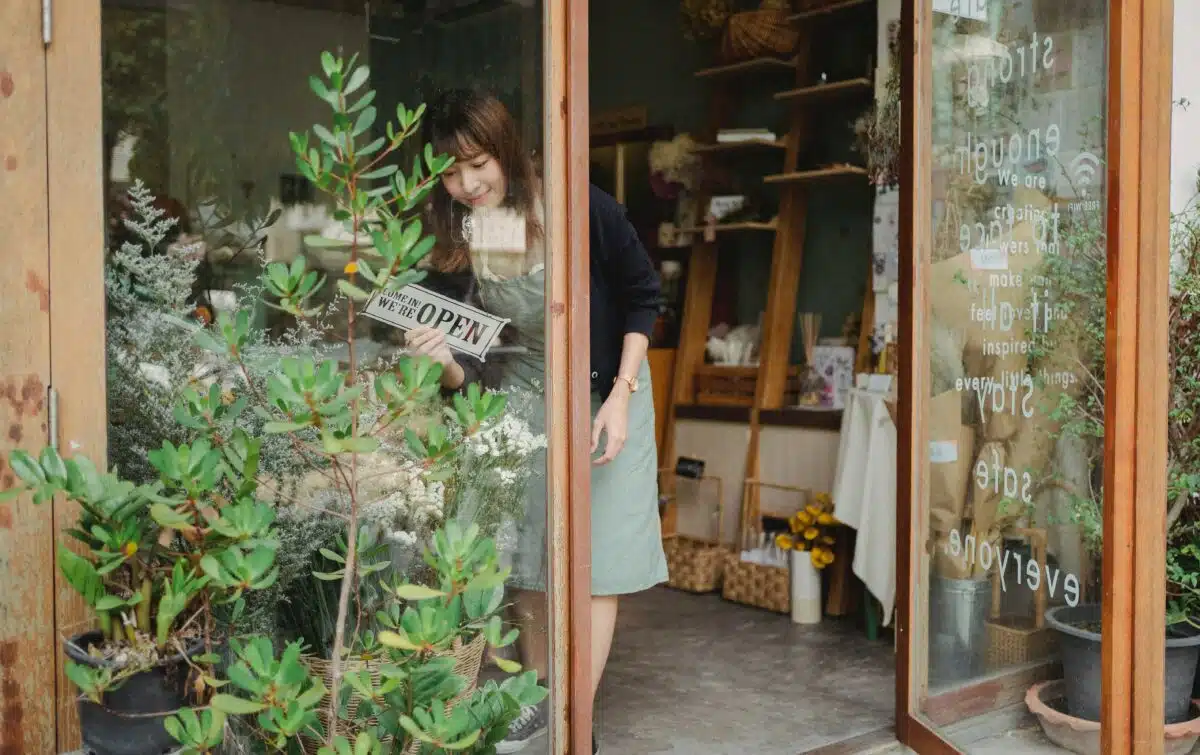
[929, 391, 975, 520]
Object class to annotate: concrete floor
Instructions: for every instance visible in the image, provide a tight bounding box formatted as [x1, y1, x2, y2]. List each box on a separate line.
[593, 587, 896, 755]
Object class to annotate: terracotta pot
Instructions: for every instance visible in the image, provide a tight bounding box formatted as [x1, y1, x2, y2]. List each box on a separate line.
[1027, 679, 1200, 755]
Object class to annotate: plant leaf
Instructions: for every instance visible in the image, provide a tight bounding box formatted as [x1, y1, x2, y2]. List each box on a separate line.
[210, 693, 266, 715]
[492, 655, 522, 673]
[391, 584, 446, 601]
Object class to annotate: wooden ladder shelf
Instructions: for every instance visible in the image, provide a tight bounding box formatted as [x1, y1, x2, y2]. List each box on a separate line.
[661, 1, 875, 537]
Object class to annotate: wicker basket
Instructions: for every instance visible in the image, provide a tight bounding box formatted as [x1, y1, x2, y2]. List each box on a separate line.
[694, 365, 801, 407]
[660, 469, 730, 592]
[664, 535, 732, 592]
[301, 633, 487, 749]
[986, 528, 1057, 669]
[720, 8, 798, 63]
[721, 552, 791, 613]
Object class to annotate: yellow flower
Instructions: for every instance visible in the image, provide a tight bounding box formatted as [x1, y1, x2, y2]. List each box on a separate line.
[789, 514, 803, 534]
[820, 550, 835, 566]
[796, 511, 814, 526]
[343, 261, 359, 275]
[806, 504, 822, 517]
[817, 512, 835, 525]
[821, 535, 835, 546]
[815, 492, 833, 506]
[121, 542, 138, 558]
[775, 533, 794, 551]
[804, 527, 819, 541]
[810, 549, 824, 568]
[795, 541, 808, 551]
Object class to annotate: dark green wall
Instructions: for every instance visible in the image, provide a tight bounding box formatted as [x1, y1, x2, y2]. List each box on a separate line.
[589, 0, 876, 355]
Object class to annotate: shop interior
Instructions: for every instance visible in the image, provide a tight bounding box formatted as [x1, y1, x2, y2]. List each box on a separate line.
[586, 1, 902, 752]
[589, 0, 1123, 753]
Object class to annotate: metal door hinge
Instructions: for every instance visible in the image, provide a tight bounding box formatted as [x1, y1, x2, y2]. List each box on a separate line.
[48, 386, 58, 450]
[42, 0, 52, 47]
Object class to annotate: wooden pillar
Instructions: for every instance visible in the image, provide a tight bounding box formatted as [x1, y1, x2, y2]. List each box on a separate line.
[1127, 0, 1173, 751]
[0, 3, 58, 754]
[46, 1, 106, 750]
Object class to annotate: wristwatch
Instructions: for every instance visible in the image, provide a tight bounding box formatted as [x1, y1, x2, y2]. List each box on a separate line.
[614, 374, 640, 393]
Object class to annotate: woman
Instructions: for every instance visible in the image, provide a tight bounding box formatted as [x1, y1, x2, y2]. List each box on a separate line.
[405, 89, 668, 754]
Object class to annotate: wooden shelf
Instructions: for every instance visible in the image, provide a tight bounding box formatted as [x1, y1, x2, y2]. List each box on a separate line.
[675, 404, 844, 430]
[695, 56, 797, 79]
[691, 139, 787, 154]
[759, 408, 844, 431]
[764, 165, 869, 184]
[678, 221, 778, 234]
[774, 77, 872, 104]
[789, 0, 874, 22]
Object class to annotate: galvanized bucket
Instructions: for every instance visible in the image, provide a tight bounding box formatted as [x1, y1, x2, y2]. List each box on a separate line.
[930, 575, 991, 686]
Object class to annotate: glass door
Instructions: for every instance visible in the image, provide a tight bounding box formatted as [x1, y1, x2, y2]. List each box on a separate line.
[41, 0, 590, 752]
[898, 0, 1176, 751]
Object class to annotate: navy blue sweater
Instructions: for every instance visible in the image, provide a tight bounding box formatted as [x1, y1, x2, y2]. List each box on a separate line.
[586, 184, 663, 399]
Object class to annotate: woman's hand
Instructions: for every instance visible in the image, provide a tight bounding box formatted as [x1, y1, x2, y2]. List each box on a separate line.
[404, 326, 455, 367]
[591, 389, 631, 465]
[404, 326, 465, 389]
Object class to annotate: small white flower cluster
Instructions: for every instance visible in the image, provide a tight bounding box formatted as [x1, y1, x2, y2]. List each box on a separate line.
[464, 411, 548, 461]
[356, 457, 446, 546]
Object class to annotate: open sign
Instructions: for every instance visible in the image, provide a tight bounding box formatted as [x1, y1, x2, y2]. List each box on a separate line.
[364, 284, 509, 361]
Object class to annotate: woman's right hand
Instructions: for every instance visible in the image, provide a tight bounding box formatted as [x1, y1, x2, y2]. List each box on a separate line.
[405, 326, 455, 368]
[404, 326, 465, 388]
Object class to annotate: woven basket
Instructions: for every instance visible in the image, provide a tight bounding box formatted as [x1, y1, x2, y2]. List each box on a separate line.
[720, 9, 798, 63]
[301, 632, 487, 749]
[664, 535, 732, 593]
[721, 553, 790, 613]
[985, 528, 1057, 669]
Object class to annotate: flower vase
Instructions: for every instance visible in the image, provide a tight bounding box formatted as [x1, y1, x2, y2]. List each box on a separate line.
[790, 550, 822, 625]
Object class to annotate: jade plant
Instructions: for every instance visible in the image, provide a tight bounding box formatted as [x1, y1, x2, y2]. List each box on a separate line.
[1, 51, 544, 753]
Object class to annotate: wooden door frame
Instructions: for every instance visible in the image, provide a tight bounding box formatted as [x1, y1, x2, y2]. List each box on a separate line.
[546, 0, 594, 752]
[895, 0, 1174, 752]
[46, 2, 106, 751]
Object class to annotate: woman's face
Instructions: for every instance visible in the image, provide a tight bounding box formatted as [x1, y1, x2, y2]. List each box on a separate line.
[441, 149, 506, 209]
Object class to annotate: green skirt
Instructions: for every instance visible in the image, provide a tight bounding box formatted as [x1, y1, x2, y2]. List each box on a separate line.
[507, 359, 669, 596]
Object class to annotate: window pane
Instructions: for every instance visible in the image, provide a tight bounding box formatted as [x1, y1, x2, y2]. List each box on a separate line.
[919, 1, 1110, 749]
[100, 1, 554, 752]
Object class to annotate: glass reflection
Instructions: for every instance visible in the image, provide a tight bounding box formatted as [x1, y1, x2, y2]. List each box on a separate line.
[99, 1, 555, 752]
[923, 0, 1110, 748]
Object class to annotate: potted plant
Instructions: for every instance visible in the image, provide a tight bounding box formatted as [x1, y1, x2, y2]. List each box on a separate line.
[1, 436, 281, 755]
[1028, 176, 1200, 727]
[2, 52, 547, 754]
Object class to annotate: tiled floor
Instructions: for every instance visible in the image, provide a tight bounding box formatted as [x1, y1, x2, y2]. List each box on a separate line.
[594, 587, 896, 755]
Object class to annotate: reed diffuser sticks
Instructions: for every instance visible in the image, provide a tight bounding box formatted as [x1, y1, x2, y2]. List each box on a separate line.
[799, 312, 822, 366]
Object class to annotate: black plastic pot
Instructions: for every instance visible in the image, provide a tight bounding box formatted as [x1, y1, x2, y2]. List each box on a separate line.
[65, 631, 203, 755]
[1046, 604, 1200, 725]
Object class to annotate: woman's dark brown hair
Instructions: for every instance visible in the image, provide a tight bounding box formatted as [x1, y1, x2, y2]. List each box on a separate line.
[422, 89, 542, 273]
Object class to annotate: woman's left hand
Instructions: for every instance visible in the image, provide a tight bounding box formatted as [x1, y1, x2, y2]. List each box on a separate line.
[591, 392, 630, 465]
